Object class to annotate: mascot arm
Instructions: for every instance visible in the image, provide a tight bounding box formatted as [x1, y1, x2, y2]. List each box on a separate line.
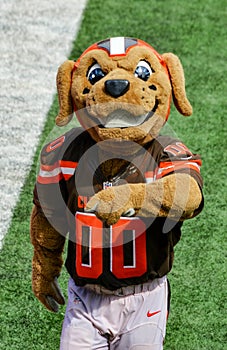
[85, 173, 203, 226]
[30, 205, 66, 312]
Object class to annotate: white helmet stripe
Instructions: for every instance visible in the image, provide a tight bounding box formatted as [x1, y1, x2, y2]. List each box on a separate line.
[110, 37, 125, 55]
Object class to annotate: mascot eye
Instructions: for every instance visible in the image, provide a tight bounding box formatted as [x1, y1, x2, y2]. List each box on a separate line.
[134, 60, 153, 81]
[87, 63, 105, 85]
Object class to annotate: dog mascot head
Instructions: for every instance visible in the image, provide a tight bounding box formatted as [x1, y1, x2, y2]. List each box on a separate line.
[55, 37, 192, 145]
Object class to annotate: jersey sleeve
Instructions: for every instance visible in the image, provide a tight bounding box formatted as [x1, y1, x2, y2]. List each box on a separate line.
[157, 140, 203, 189]
[33, 131, 78, 236]
[156, 139, 204, 216]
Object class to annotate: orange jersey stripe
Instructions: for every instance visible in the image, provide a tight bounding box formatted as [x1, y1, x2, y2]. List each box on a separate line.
[37, 172, 64, 184]
[40, 161, 60, 172]
[38, 161, 78, 184]
[59, 160, 78, 168]
[158, 159, 202, 169]
[157, 161, 201, 179]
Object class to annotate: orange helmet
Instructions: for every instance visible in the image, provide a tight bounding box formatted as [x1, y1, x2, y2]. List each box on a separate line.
[73, 36, 169, 77]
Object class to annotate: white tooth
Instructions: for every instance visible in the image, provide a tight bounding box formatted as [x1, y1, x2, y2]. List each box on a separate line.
[99, 111, 148, 128]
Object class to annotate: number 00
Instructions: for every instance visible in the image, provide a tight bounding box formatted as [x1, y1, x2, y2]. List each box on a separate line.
[75, 212, 147, 279]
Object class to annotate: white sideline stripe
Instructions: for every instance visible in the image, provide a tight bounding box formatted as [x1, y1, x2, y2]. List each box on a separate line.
[0, 0, 88, 250]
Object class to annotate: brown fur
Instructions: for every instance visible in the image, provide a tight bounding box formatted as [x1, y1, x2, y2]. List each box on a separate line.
[86, 173, 202, 226]
[30, 205, 65, 311]
[55, 60, 75, 126]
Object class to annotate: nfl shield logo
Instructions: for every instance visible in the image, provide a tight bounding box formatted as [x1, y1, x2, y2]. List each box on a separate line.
[103, 181, 113, 190]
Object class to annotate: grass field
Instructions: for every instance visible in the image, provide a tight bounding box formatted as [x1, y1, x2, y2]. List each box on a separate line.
[0, 0, 227, 349]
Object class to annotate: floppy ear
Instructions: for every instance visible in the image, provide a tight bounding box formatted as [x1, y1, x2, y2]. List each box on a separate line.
[162, 53, 192, 116]
[55, 60, 75, 126]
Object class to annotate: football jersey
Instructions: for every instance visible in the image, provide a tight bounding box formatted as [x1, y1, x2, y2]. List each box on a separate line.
[34, 127, 203, 290]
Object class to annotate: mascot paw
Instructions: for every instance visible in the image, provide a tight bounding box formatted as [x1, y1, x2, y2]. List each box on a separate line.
[33, 277, 65, 313]
[85, 185, 137, 225]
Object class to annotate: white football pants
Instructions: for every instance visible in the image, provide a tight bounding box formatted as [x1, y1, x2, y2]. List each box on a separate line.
[60, 276, 169, 350]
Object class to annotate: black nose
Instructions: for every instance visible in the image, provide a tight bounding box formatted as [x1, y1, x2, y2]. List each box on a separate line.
[105, 79, 130, 98]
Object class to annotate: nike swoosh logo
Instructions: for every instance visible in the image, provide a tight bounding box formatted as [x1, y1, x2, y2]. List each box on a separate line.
[147, 310, 161, 317]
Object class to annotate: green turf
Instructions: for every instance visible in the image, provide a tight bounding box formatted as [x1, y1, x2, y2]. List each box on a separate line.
[0, 0, 226, 349]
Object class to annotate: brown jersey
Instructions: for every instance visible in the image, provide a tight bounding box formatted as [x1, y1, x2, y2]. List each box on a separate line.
[34, 127, 203, 290]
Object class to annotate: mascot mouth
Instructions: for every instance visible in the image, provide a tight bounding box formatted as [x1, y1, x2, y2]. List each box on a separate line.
[96, 100, 159, 129]
[98, 110, 150, 128]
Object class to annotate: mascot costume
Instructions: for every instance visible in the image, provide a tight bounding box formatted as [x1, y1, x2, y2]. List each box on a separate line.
[30, 37, 203, 349]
